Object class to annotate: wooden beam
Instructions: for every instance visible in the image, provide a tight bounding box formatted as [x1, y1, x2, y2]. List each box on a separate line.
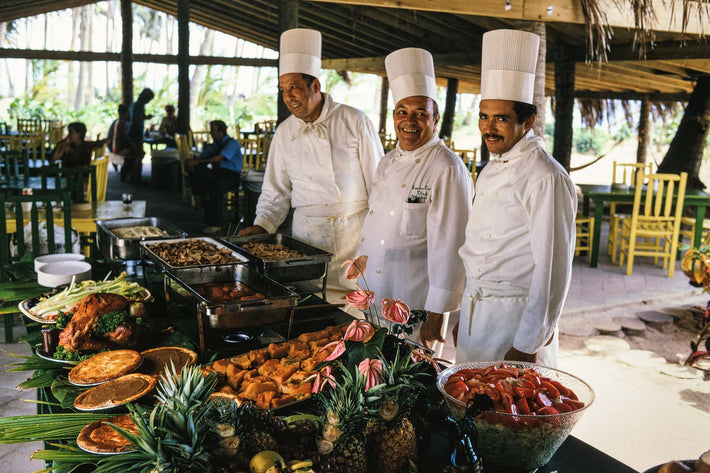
[308, 0, 708, 35]
[574, 90, 690, 101]
[323, 52, 478, 71]
[0, 48, 278, 66]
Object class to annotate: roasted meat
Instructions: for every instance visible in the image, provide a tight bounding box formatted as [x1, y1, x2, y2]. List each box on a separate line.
[58, 293, 134, 352]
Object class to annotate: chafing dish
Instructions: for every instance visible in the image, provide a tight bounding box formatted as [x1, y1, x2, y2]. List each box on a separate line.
[140, 237, 248, 271]
[220, 233, 332, 283]
[164, 264, 298, 353]
[96, 217, 187, 261]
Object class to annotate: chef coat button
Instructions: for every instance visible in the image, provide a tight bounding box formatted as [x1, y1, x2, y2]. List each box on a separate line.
[381, 183, 385, 188]
[495, 192, 500, 198]
[486, 233, 492, 239]
[480, 191, 485, 197]
[376, 269, 382, 274]
[415, 158, 420, 163]
[476, 268, 481, 274]
[308, 176, 312, 181]
[389, 210, 395, 216]
[380, 240, 386, 245]
[306, 148, 310, 152]
[369, 210, 374, 214]
[392, 157, 396, 163]
[361, 237, 365, 242]
[401, 183, 406, 188]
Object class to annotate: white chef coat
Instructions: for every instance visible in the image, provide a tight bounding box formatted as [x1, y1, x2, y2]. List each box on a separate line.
[360, 135, 472, 341]
[456, 130, 576, 366]
[254, 93, 383, 291]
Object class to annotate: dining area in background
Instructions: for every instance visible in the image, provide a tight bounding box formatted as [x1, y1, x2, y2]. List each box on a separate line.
[578, 168, 710, 271]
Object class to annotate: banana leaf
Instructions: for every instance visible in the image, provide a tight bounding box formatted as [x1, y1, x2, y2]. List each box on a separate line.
[51, 376, 85, 409]
[0, 414, 109, 443]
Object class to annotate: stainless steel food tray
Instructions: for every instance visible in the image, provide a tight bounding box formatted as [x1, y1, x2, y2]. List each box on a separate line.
[219, 234, 332, 283]
[140, 237, 248, 271]
[96, 217, 187, 261]
[164, 265, 298, 352]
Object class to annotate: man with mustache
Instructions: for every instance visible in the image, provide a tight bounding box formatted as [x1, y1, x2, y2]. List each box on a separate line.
[239, 29, 383, 295]
[455, 30, 577, 367]
[359, 48, 472, 354]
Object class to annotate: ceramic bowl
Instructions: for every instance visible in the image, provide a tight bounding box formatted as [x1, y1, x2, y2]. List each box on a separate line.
[34, 253, 86, 272]
[37, 261, 92, 288]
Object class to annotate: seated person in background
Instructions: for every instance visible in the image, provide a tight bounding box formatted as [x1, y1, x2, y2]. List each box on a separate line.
[158, 104, 178, 147]
[186, 120, 242, 234]
[106, 104, 136, 180]
[49, 122, 107, 167]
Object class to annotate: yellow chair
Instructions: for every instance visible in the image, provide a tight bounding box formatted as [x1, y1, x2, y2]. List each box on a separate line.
[175, 133, 196, 206]
[608, 161, 653, 262]
[618, 171, 688, 277]
[90, 157, 109, 202]
[679, 217, 710, 247]
[575, 216, 594, 260]
[241, 137, 259, 170]
[255, 134, 272, 171]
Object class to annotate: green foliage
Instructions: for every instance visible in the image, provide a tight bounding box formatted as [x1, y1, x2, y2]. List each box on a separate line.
[574, 128, 604, 155]
[94, 310, 137, 335]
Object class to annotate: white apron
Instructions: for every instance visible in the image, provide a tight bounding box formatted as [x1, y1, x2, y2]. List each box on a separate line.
[292, 202, 365, 293]
[456, 279, 558, 367]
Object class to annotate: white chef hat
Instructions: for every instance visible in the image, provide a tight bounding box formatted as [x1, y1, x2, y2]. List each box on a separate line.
[385, 47, 437, 105]
[481, 29, 540, 104]
[279, 28, 321, 78]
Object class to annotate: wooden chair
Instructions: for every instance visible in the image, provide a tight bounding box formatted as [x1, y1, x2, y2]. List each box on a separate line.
[608, 161, 653, 262]
[575, 216, 594, 261]
[0, 188, 72, 342]
[680, 217, 710, 247]
[175, 133, 196, 206]
[40, 165, 97, 203]
[618, 171, 688, 277]
[90, 157, 110, 201]
[0, 136, 29, 179]
[241, 137, 259, 170]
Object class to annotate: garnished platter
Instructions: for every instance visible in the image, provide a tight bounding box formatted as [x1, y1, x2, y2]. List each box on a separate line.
[76, 414, 138, 454]
[34, 346, 76, 364]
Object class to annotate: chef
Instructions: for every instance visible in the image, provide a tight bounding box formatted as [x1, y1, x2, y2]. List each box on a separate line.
[455, 29, 577, 367]
[239, 28, 383, 294]
[359, 47, 472, 354]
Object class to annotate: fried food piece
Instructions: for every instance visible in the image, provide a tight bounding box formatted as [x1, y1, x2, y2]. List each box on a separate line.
[267, 343, 290, 359]
[288, 341, 310, 359]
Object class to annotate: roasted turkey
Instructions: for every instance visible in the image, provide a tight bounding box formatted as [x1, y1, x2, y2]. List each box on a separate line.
[58, 293, 141, 352]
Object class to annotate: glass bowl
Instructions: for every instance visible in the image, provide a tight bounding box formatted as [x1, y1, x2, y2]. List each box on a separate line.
[436, 361, 594, 473]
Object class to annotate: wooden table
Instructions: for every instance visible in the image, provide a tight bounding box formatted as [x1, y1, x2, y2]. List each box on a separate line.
[578, 184, 710, 267]
[5, 200, 146, 234]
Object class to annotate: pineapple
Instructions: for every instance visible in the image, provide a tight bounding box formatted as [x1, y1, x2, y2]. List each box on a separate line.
[363, 343, 432, 473]
[315, 364, 369, 473]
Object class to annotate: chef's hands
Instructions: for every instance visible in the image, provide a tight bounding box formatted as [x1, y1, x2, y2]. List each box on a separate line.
[419, 312, 445, 349]
[504, 347, 537, 363]
[238, 225, 266, 237]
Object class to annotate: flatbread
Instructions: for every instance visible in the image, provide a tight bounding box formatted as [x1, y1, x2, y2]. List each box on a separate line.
[74, 373, 156, 411]
[139, 346, 198, 378]
[68, 350, 142, 386]
[76, 414, 138, 454]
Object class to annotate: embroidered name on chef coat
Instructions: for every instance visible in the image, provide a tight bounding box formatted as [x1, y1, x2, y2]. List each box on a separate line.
[407, 185, 431, 203]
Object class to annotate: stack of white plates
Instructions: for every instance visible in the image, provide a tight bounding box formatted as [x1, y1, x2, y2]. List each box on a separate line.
[35, 254, 91, 287]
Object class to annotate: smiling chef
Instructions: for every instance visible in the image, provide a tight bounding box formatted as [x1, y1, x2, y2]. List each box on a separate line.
[454, 29, 577, 367]
[359, 47, 473, 356]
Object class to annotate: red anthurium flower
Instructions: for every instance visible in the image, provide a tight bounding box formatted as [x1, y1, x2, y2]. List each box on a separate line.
[381, 298, 410, 324]
[321, 340, 346, 361]
[341, 255, 368, 280]
[345, 287, 375, 310]
[343, 320, 375, 342]
[309, 365, 336, 393]
[358, 358, 383, 391]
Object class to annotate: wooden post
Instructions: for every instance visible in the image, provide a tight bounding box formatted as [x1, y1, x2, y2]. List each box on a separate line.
[177, 0, 190, 135]
[553, 46, 575, 172]
[637, 95, 650, 164]
[439, 77, 458, 143]
[378, 75, 389, 136]
[120, 0, 132, 106]
[277, 0, 299, 125]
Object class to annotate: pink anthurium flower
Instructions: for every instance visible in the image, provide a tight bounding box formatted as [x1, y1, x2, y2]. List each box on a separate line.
[381, 298, 410, 324]
[343, 320, 375, 342]
[341, 255, 368, 280]
[358, 358, 383, 391]
[321, 339, 346, 361]
[345, 287, 375, 310]
[309, 365, 336, 393]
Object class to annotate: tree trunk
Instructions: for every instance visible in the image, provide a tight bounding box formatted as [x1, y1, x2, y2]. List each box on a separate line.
[227, 40, 244, 112]
[177, 0, 190, 134]
[552, 46, 575, 172]
[439, 78, 458, 143]
[0, 23, 15, 96]
[189, 28, 214, 129]
[121, 0, 133, 106]
[657, 77, 710, 190]
[278, 0, 299, 125]
[515, 21, 546, 136]
[637, 95, 650, 164]
[74, 5, 90, 109]
[378, 75, 388, 136]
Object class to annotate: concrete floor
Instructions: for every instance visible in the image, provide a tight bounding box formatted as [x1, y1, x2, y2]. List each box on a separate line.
[2, 164, 709, 472]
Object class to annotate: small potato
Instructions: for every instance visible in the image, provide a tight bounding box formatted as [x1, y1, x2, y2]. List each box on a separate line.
[657, 461, 692, 473]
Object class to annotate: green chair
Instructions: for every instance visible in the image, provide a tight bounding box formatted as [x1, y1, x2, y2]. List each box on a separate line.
[0, 189, 73, 342]
[39, 164, 97, 203]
